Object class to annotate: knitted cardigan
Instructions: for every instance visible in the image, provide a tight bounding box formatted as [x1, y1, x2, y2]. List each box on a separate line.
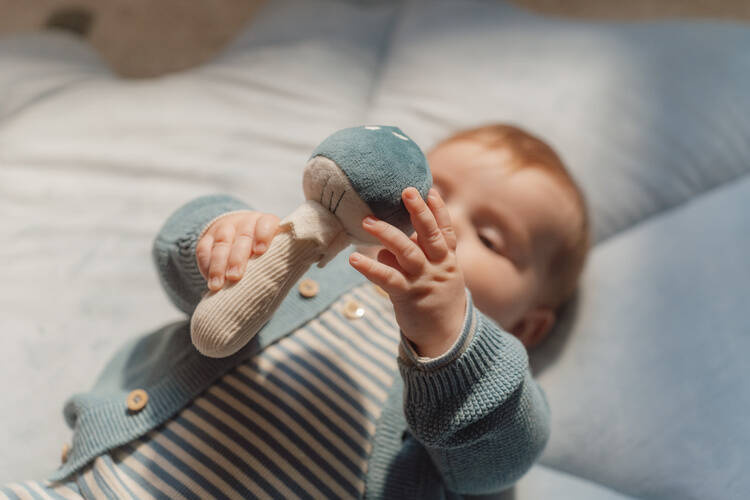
[49, 193, 551, 498]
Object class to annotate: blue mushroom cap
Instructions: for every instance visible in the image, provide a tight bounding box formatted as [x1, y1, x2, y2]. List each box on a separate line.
[309, 125, 432, 234]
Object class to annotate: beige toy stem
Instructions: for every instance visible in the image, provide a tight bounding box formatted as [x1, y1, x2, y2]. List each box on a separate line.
[190, 200, 348, 358]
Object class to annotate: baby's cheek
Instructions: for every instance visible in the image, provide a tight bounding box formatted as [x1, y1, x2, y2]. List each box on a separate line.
[459, 250, 531, 330]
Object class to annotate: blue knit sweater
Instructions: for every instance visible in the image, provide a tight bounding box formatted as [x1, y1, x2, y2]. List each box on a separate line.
[49, 193, 550, 497]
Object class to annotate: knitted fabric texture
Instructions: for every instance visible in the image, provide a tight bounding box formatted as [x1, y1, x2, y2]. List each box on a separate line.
[190, 200, 345, 358]
[309, 125, 432, 235]
[191, 231, 321, 358]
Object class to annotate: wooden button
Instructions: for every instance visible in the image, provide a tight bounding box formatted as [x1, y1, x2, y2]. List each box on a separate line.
[343, 299, 365, 319]
[126, 389, 149, 412]
[61, 443, 71, 464]
[298, 278, 319, 298]
[373, 285, 389, 297]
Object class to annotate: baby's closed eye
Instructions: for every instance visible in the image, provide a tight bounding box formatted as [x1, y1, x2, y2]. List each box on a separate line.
[477, 226, 504, 253]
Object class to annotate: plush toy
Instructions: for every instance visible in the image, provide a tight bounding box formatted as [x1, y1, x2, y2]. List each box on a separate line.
[191, 125, 432, 358]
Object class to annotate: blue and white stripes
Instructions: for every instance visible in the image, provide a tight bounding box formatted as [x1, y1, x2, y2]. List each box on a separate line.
[1, 283, 399, 500]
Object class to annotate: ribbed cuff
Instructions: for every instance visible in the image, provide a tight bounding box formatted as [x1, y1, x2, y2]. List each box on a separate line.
[398, 288, 475, 371]
[398, 298, 528, 408]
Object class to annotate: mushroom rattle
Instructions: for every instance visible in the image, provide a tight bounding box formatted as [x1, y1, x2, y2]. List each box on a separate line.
[191, 125, 432, 358]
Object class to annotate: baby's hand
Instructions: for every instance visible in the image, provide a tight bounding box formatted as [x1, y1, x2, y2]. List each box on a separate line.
[349, 187, 468, 358]
[196, 211, 281, 292]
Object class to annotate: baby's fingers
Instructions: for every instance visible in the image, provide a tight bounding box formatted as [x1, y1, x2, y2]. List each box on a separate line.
[253, 213, 281, 254]
[349, 252, 408, 293]
[196, 234, 214, 281]
[206, 223, 236, 290]
[225, 217, 258, 280]
[426, 188, 457, 251]
[361, 216, 425, 276]
[403, 187, 449, 261]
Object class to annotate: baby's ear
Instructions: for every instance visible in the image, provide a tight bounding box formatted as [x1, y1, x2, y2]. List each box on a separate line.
[510, 308, 555, 349]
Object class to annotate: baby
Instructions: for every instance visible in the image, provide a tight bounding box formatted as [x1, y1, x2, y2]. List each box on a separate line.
[1, 123, 589, 499]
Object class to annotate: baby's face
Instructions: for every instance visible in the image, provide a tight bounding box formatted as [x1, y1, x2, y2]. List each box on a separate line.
[425, 139, 580, 335]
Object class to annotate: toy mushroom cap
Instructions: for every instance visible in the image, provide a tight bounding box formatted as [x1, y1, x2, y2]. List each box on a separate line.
[307, 125, 432, 236]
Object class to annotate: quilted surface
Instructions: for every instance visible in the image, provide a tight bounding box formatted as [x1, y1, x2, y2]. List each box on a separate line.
[1, 0, 748, 497]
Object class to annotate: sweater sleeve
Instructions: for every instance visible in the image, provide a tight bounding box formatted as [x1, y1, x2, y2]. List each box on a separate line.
[397, 288, 551, 495]
[151, 193, 255, 316]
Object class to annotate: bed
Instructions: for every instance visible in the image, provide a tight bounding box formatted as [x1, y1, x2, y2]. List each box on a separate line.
[1, 1, 748, 497]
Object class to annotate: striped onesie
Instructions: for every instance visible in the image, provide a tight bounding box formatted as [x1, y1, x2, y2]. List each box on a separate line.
[1, 282, 398, 500]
